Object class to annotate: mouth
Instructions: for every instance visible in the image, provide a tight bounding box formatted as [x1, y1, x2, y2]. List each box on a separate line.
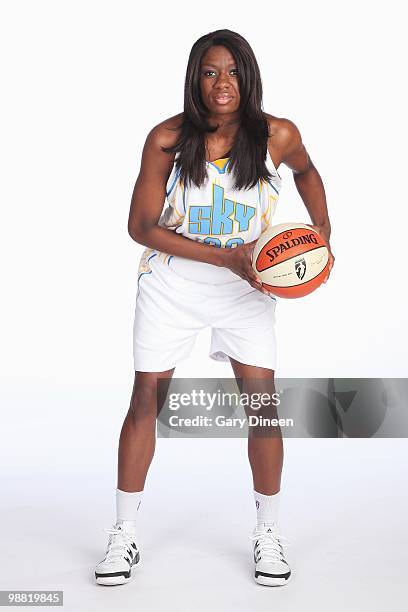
[213, 94, 233, 105]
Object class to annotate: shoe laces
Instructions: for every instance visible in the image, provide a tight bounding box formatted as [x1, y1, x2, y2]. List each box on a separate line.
[102, 526, 137, 564]
[250, 523, 291, 563]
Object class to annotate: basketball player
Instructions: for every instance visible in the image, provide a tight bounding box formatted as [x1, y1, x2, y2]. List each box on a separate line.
[94, 29, 334, 587]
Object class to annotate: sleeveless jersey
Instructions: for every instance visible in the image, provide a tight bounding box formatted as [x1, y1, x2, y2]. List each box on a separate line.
[137, 149, 283, 284]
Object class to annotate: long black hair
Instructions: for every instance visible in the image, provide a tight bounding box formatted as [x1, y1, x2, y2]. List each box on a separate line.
[161, 29, 275, 191]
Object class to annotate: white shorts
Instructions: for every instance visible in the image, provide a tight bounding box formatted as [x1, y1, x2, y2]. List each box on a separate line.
[132, 253, 278, 372]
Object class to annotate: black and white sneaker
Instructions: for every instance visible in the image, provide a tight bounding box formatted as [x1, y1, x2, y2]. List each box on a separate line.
[95, 523, 140, 586]
[251, 522, 292, 586]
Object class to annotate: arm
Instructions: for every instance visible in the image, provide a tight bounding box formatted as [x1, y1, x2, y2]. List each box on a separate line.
[272, 118, 335, 282]
[128, 122, 224, 267]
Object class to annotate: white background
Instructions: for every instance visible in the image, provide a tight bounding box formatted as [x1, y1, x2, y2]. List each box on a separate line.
[1, 1, 407, 610]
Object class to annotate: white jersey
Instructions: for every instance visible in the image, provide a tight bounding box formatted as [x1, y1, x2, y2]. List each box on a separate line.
[137, 149, 283, 284]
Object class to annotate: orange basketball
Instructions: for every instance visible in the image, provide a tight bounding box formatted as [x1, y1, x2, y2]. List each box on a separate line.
[252, 223, 329, 298]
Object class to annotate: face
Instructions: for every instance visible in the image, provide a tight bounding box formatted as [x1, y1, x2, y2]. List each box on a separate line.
[199, 45, 241, 116]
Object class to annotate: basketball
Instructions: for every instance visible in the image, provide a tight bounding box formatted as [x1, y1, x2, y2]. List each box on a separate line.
[252, 223, 329, 298]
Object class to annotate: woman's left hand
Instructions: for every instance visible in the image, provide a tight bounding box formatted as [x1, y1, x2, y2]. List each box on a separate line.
[306, 224, 335, 284]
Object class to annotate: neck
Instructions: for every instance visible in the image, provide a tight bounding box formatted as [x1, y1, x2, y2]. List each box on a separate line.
[206, 113, 241, 136]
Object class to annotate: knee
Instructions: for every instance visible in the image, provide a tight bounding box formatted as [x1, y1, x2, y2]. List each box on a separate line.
[128, 383, 158, 422]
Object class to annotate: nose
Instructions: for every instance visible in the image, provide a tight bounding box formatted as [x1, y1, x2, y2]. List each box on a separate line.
[214, 70, 233, 89]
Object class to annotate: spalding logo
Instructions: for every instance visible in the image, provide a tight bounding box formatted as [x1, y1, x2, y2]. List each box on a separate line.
[282, 231, 293, 239]
[265, 233, 318, 263]
[295, 258, 306, 280]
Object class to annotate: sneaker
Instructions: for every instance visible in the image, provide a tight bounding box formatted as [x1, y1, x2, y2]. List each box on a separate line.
[95, 523, 140, 586]
[251, 522, 291, 586]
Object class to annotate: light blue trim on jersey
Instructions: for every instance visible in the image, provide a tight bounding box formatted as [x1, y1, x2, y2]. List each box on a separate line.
[167, 255, 174, 265]
[208, 159, 231, 174]
[269, 181, 280, 196]
[137, 253, 157, 283]
[182, 183, 186, 213]
[259, 176, 280, 197]
[166, 167, 181, 198]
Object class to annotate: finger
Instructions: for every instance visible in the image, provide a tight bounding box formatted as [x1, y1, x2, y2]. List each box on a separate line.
[308, 224, 325, 239]
[245, 262, 264, 286]
[247, 280, 259, 291]
[246, 240, 258, 254]
[247, 243, 257, 258]
[248, 277, 262, 289]
[248, 268, 262, 284]
[248, 279, 268, 294]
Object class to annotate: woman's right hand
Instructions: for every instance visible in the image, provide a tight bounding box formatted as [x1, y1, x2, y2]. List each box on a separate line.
[219, 240, 271, 296]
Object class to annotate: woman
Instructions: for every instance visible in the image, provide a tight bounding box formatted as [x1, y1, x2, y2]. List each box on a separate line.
[94, 28, 334, 587]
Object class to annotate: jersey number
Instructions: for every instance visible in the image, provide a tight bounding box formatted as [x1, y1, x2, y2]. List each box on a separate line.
[203, 237, 244, 248]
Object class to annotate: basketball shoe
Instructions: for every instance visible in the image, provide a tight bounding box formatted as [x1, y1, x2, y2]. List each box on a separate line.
[95, 522, 140, 585]
[251, 522, 292, 586]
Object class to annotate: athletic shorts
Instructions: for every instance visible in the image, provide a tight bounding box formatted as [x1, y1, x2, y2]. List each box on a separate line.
[132, 253, 278, 372]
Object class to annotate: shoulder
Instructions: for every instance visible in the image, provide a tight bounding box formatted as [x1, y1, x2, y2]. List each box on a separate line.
[140, 113, 184, 178]
[264, 113, 303, 157]
[136, 113, 185, 183]
[145, 112, 184, 153]
[264, 113, 311, 173]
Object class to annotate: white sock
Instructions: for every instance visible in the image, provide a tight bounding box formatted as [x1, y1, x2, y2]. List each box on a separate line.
[254, 489, 280, 526]
[116, 488, 143, 532]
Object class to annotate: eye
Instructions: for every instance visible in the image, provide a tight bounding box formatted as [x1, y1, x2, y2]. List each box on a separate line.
[202, 69, 239, 77]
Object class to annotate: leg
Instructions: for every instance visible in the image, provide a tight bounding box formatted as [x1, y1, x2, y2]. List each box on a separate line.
[118, 368, 175, 492]
[94, 369, 175, 586]
[229, 356, 283, 495]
